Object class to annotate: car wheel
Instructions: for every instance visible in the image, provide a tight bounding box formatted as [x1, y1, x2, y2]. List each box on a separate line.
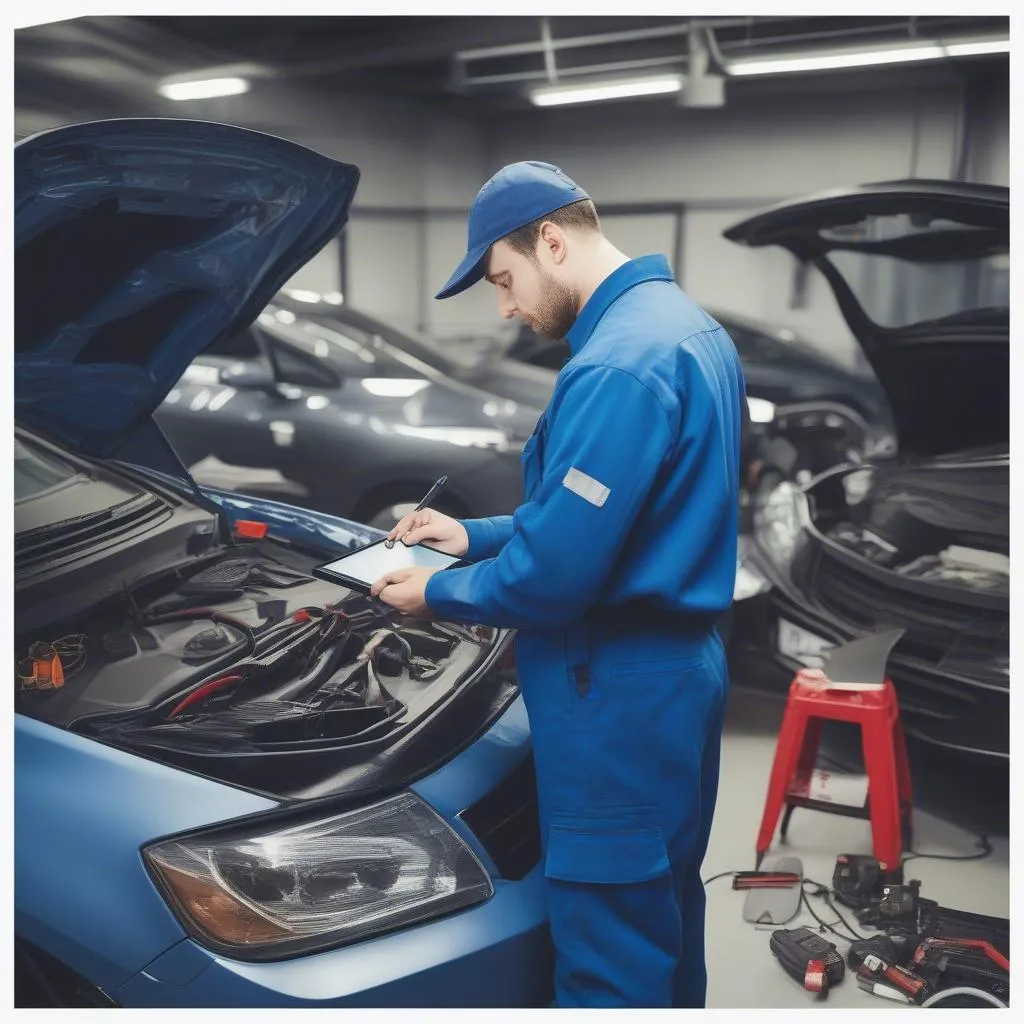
[366, 502, 420, 532]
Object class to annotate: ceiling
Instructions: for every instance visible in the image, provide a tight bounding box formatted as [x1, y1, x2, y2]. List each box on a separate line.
[15, 14, 1010, 134]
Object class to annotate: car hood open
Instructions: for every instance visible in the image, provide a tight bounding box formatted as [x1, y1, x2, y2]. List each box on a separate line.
[724, 180, 1009, 457]
[15, 119, 360, 460]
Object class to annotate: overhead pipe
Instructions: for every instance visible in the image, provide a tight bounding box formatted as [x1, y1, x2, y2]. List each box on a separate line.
[462, 54, 687, 88]
[455, 16, 768, 62]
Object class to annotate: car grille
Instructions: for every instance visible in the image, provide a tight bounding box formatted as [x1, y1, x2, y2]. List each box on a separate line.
[808, 547, 1008, 666]
[15, 938, 117, 1008]
[461, 754, 541, 881]
[15, 493, 171, 576]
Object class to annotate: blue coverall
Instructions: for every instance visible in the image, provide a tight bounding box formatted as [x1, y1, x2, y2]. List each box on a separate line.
[425, 255, 746, 1008]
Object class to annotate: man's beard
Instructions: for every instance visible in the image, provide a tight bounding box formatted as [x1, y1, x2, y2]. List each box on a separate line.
[525, 270, 580, 341]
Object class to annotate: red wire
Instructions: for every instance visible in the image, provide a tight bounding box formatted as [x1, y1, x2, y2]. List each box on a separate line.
[168, 674, 244, 719]
[917, 939, 1010, 973]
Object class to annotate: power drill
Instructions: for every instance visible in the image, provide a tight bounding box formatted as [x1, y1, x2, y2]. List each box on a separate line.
[832, 853, 901, 909]
[770, 927, 845, 997]
[858, 879, 929, 929]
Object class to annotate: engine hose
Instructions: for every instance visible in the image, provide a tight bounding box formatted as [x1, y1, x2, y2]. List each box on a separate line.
[167, 618, 258, 690]
[263, 637, 355, 704]
[330, 702, 407, 746]
[139, 607, 255, 630]
[169, 675, 245, 719]
[920, 987, 1007, 1009]
[151, 618, 322, 719]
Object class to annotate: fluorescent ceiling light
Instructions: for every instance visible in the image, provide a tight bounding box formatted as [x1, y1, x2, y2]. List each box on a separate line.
[946, 39, 1011, 57]
[159, 76, 251, 101]
[530, 73, 682, 107]
[284, 289, 323, 304]
[728, 37, 1008, 77]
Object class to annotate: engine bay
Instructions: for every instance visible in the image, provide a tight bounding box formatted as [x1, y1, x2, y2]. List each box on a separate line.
[15, 537, 515, 798]
[808, 459, 1009, 599]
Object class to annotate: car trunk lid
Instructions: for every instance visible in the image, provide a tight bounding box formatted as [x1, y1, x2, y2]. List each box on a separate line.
[724, 180, 1009, 457]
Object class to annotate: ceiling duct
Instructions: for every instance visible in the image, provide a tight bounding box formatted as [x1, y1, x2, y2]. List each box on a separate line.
[680, 24, 726, 107]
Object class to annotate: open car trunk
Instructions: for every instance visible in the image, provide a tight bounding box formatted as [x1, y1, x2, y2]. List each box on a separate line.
[797, 453, 1008, 682]
[724, 180, 1009, 459]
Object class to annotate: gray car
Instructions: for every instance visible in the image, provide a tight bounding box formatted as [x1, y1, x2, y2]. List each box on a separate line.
[157, 300, 552, 529]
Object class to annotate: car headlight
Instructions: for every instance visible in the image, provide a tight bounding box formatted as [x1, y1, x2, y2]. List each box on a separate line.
[754, 479, 808, 571]
[144, 792, 492, 960]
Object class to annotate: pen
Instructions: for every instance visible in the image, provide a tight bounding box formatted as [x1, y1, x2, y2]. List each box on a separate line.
[384, 475, 448, 548]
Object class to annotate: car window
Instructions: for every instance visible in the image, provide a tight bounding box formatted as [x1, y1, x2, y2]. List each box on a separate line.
[14, 435, 84, 502]
[821, 212, 1009, 330]
[306, 309, 454, 375]
[206, 326, 262, 359]
[260, 309, 431, 380]
[265, 338, 340, 388]
[829, 250, 1009, 329]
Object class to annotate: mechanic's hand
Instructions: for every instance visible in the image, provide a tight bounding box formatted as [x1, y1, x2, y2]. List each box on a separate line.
[387, 507, 469, 556]
[370, 566, 440, 618]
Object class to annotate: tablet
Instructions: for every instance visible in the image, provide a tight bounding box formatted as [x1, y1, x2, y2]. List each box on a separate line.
[312, 538, 465, 593]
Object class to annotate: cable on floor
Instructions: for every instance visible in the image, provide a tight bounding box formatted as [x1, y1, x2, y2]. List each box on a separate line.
[802, 879, 865, 941]
[702, 870, 740, 887]
[904, 834, 993, 863]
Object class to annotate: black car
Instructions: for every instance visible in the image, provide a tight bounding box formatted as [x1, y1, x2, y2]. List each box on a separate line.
[156, 300, 555, 530]
[724, 180, 1009, 761]
[509, 307, 895, 481]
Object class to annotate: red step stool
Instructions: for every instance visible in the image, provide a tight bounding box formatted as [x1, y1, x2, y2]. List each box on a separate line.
[756, 667, 913, 873]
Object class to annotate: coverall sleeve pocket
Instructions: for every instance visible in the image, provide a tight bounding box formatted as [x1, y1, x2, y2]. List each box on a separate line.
[545, 822, 671, 884]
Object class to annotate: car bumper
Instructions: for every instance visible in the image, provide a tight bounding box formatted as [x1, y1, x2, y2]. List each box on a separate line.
[18, 694, 553, 1009]
[114, 867, 551, 1008]
[728, 547, 1009, 761]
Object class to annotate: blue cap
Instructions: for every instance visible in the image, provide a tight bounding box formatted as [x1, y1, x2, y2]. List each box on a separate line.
[435, 161, 589, 300]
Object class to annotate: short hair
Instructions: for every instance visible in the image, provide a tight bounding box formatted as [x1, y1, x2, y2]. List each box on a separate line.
[501, 198, 601, 260]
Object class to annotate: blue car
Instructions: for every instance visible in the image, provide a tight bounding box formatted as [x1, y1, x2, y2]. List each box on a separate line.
[15, 119, 551, 1007]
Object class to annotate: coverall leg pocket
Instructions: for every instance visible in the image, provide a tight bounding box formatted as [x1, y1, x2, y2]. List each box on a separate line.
[544, 816, 681, 1008]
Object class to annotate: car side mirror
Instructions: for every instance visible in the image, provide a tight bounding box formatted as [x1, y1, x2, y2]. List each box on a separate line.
[219, 362, 276, 391]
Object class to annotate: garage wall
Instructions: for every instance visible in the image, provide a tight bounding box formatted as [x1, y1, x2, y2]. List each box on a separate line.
[343, 217, 422, 329]
[132, 68, 1008, 358]
[482, 77, 1007, 369]
[601, 214, 680, 274]
[199, 84, 490, 332]
[284, 240, 344, 297]
[966, 82, 1010, 186]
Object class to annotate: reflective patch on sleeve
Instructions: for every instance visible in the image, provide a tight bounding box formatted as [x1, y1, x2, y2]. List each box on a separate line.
[563, 467, 610, 508]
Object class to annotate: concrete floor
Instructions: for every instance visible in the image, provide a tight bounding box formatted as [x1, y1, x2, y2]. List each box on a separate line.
[703, 688, 1010, 1009]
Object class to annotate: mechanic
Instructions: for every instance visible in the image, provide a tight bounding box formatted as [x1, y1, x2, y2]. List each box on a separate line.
[370, 161, 746, 1008]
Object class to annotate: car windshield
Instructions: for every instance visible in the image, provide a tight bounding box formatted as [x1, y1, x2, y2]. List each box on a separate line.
[261, 307, 455, 379]
[821, 212, 1009, 330]
[14, 435, 81, 503]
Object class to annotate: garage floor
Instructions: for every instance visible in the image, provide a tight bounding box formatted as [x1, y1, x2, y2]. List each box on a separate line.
[703, 688, 1010, 1009]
